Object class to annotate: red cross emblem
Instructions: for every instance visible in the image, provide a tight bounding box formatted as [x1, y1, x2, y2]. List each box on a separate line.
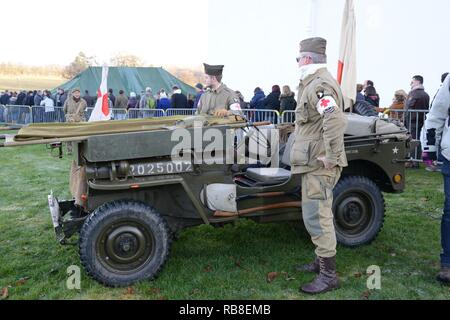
[320, 99, 330, 107]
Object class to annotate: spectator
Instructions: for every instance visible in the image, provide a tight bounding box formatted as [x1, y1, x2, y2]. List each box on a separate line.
[356, 84, 365, 102]
[187, 94, 195, 109]
[263, 85, 281, 111]
[24, 91, 35, 106]
[115, 90, 128, 109]
[235, 91, 249, 110]
[108, 89, 116, 106]
[364, 86, 380, 107]
[389, 90, 408, 121]
[250, 87, 266, 110]
[279, 85, 297, 113]
[170, 86, 188, 109]
[33, 90, 43, 106]
[9, 92, 17, 105]
[194, 83, 204, 109]
[16, 90, 26, 105]
[157, 91, 171, 111]
[83, 90, 94, 108]
[40, 90, 56, 122]
[139, 87, 156, 109]
[55, 88, 67, 107]
[0, 90, 10, 105]
[127, 92, 138, 109]
[363, 80, 374, 91]
[405, 75, 430, 168]
[406, 75, 430, 138]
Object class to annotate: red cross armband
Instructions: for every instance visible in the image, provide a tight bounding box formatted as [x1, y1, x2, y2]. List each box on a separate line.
[316, 96, 337, 116]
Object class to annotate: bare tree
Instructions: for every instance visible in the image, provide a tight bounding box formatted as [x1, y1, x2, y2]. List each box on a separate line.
[63, 52, 96, 79]
[110, 54, 144, 67]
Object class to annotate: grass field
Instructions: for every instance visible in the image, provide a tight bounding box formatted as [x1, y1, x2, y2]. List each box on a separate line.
[0, 76, 64, 92]
[0, 138, 449, 300]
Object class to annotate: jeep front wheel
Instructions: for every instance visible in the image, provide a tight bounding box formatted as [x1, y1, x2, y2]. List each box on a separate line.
[79, 200, 171, 287]
[333, 176, 385, 247]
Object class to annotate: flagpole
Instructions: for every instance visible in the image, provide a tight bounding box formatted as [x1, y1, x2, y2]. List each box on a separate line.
[307, 0, 319, 37]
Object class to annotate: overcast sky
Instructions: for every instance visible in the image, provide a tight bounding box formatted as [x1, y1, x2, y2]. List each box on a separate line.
[1, 0, 449, 106]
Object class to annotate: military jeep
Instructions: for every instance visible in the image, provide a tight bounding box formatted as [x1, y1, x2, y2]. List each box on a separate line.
[0, 114, 415, 287]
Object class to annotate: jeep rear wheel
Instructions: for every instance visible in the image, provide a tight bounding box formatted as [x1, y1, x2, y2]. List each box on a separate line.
[333, 176, 385, 247]
[79, 201, 171, 287]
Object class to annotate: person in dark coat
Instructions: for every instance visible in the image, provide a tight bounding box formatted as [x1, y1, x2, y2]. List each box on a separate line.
[279, 85, 297, 113]
[263, 85, 281, 111]
[250, 87, 266, 110]
[24, 91, 35, 106]
[0, 91, 10, 105]
[364, 86, 380, 107]
[249, 87, 266, 122]
[16, 91, 26, 105]
[157, 91, 171, 111]
[108, 89, 116, 107]
[406, 75, 430, 139]
[83, 90, 94, 108]
[127, 92, 138, 109]
[406, 75, 430, 167]
[170, 86, 188, 109]
[54, 88, 67, 107]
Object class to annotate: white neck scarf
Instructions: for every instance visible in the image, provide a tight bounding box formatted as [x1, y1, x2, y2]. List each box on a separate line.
[299, 63, 327, 81]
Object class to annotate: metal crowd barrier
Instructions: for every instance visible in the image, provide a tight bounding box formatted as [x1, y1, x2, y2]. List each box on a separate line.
[31, 106, 66, 123]
[165, 109, 197, 117]
[242, 109, 281, 124]
[128, 109, 165, 119]
[0, 105, 6, 123]
[281, 110, 296, 124]
[4, 105, 32, 125]
[85, 108, 128, 121]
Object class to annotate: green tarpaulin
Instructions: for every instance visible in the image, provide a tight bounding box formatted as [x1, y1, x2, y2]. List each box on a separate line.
[54, 66, 196, 97]
[10, 116, 245, 143]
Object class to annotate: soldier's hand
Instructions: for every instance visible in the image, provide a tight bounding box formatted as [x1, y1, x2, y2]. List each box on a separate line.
[318, 157, 336, 170]
[214, 109, 231, 117]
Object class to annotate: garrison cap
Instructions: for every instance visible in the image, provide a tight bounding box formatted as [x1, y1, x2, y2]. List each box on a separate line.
[300, 37, 327, 55]
[203, 63, 224, 76]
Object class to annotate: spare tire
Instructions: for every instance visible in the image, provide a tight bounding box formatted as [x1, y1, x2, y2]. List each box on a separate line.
[353, 101, 378, 117]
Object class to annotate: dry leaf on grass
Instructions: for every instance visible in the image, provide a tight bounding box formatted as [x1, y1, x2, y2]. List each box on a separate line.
[1, 287, 9, 300]
[125, 287, 135, 295]
[361, 290, 371, 300]
[149, 288, 161, 295]
[16, 277, 30, 286]
[267, 272, 279, 283]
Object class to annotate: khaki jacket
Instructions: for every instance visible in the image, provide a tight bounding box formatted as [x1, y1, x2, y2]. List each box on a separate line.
[63, 97, 87, 122]
[197, 83, 239, 115]
[291, 67, 348, 174]
[115, 94, 129, 109]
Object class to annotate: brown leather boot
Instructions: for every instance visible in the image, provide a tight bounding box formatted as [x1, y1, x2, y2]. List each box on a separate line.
[296, 257, 320, 274]
[300, 256, 340, 295]
[437, 267, 450, 284]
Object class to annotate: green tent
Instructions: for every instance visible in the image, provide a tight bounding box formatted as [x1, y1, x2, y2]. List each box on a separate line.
[54, 66, 196, 97]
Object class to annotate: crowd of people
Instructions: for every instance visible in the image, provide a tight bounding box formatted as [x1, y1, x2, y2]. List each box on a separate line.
[0, 73, 446, 155]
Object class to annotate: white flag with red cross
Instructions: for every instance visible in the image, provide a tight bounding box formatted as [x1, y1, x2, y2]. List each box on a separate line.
[337, 0, 357, 110]
[89, 65, 110, 122]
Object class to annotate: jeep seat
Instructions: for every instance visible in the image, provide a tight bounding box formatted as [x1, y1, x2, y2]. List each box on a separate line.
[245, 167, 291, 185]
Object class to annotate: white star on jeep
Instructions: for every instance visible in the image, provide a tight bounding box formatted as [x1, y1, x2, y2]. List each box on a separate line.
[393, 147, 399, 155]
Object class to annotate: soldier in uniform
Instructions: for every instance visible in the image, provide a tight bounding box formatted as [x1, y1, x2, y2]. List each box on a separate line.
[197, 63, 241, 117]
[63, 88, 88, 123]
[63, 88, 88, 155]
[291, 37, 348, 294]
